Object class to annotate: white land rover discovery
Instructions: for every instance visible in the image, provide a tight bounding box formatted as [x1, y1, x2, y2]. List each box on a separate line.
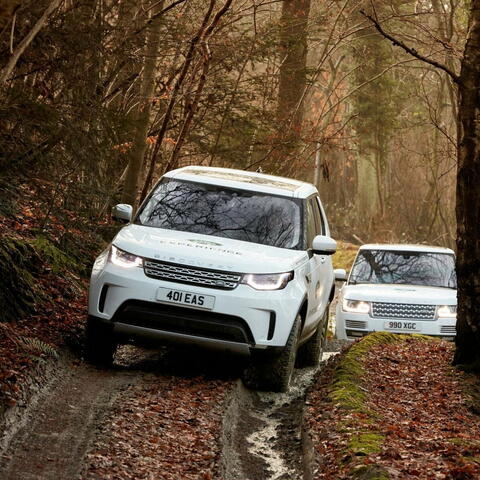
[86, 166, 337, 392]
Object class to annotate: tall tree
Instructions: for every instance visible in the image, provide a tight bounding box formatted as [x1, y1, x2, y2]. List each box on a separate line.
[453, 0, 480, 366]
[122, 1, 164, 207]
[361, 2, 480, 365]
[351, 1, 399, 229]
[271, 0, 311, 175]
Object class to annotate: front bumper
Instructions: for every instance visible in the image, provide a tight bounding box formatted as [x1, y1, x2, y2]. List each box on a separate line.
[335, 309, 457, 340]
[88, 262, 305, 350]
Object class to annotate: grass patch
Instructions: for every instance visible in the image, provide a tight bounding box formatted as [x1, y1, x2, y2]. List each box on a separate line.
[329, 332, 401, 411]
[333, 241, 359, 271]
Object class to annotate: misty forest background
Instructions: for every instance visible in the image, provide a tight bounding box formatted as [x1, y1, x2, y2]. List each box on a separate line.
[1, 0, 480, 363]
[0, 0, 462, 246]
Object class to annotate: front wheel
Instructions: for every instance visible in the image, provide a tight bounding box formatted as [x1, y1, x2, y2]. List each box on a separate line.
[242, 315, 301, 393]
[85, 317, 117, 366]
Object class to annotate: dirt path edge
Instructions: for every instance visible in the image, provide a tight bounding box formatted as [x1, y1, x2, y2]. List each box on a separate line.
[0, 354, 61, 455]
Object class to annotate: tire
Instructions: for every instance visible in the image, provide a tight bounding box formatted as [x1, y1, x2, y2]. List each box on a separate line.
[296, 306, 329, 368]
[85, 317, 117, 366]
[242, 315, 301, 393]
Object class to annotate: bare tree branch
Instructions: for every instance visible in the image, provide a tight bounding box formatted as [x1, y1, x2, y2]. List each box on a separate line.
[0, 0, 63, 84]
[360, 9, 460, 84]
[133, 0, 188, 37]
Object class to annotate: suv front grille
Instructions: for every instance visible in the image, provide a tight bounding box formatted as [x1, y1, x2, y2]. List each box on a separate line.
[144, 259, 242, 290]
[372, 302, 436, 320]
[440, 325, 456, 335]
[345, 319, 367, 329]
[114, 300, 254, 344]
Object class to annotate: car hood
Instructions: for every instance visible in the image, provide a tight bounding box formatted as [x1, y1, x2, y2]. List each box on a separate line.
[343, 284, 457, 305]
[113, 224, 308, 274]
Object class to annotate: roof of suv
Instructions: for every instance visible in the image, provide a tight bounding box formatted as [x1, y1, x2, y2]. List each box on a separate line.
[359, 243, 455, 255]
[164, 166, 317, 198]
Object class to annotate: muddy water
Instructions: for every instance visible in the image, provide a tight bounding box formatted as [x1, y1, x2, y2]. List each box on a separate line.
[220, 350, 342, 480]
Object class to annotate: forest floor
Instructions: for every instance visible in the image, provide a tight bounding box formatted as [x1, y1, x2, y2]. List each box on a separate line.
[307, 333, 480, 480]
[2, 185, 480, 479]
[3, 333, 480, 480]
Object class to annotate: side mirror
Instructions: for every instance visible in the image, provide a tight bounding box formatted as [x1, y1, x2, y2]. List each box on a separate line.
[334, 268, 347, 282]
[112, 204, 133, 224]
[312, 235, 337, 256]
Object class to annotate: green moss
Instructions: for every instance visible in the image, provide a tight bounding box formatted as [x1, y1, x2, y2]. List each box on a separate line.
[30, 235, 79, 274]
[325, 333, 439, 478]
[0, 236, 43, 322]
[350, 464, 390, 479]
[327, 332, 423, 480]
[57, 229, 107, 278]
[348, 433, 384, 456]
[449, 438, 480, 448]
[329, 332, 401, 411]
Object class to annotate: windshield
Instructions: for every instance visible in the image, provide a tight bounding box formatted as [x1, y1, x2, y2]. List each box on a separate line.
[136, 179, 302, 249]
[349, 250, 457, 288]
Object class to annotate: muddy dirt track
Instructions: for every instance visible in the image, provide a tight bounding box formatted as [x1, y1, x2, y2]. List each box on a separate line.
[0, 343, 344, 480]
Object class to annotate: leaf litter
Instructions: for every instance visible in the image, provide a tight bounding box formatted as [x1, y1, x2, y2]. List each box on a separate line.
[307, 337, 480, 479]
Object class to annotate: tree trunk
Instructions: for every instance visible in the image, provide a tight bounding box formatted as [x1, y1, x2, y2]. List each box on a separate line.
[453, 0, 480, 366]
[357, 152, 380, 223]
[270, 0, 311, 175]
[122, 0, 164, 208]
[351, 2, 398, 230]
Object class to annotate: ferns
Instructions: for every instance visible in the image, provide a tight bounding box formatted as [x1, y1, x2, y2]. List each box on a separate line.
[15, 336, 58, 359]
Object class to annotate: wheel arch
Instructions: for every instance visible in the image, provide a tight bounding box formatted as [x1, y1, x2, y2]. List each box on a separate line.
[297, 296, 308, 331]
[329, 282, 336, 303]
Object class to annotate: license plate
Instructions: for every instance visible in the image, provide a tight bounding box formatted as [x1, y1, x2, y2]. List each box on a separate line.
[384, 320, 420, 332]
[156, 287, 215, 310]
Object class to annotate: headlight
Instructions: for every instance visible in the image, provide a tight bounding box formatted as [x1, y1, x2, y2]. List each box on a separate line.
[242, 272, 293, 291]
[92, 247, 110, 274]
[110, 245, 143, 268]
[437, 305, 457, 318]
[342, 299, 371, 314]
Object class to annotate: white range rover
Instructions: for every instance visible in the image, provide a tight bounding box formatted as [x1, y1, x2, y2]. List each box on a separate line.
[86, 166, 337, 392]
[335, 244, 457, 340]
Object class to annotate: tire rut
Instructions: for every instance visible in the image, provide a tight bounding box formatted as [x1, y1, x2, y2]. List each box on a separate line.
[221, 367, 318, 480]
[0, 358, 138, 480]
[220, 341, 347, 480]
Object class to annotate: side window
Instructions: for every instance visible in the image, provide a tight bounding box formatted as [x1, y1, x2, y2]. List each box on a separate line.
[306, 200, 316, 247]
[310, 197, 323, 236]
[316, 197, 328, 236]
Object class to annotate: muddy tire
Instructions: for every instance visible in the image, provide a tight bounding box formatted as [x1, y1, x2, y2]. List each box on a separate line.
[243, 315, 300, 393]
[85, 317, 117, 366]
[296, 306, 328, 368]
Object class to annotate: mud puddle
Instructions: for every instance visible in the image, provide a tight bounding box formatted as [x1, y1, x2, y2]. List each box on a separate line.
[221, 348, 343, 480]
